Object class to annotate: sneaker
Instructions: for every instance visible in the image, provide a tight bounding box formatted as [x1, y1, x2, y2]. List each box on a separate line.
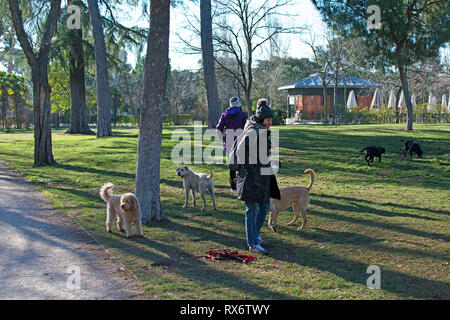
[255, 244, 267, 254]
[249, 246, 265, 254]
[257, 236, 267, 247]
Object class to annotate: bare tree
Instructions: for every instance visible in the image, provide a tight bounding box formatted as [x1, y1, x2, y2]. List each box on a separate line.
[135, 0, 171, 224]
[8, 0, 61, 165]
[181, 0, 301, 115]
[303, 30, 332, 123]
[87, 0, 112, 137]
[200, 0, 221, 128]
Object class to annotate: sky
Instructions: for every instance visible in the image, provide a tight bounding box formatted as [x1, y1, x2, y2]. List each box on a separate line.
[121, 0, 327, 71]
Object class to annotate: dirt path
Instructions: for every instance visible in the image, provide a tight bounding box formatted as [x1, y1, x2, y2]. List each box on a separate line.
[0, 161, 149, 300]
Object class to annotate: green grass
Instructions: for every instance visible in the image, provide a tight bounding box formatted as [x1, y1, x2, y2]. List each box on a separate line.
[0, 123, 449, 299]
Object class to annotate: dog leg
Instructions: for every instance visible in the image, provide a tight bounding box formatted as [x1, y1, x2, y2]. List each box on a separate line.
[106, 203, 116, 233]
[268, 209, 279, 232]
[210, 184, 217, 210]
[287, 203, 300, 226]
[183, 187, 189, 208]
[192, 189, 196, 207]
[200, 191, 206, 212]
[116, 214, 125, 232]
[124, 220, 133, 238]
[296, 208, 308, 231]
[402, 147, 408, 158]
[136, 219, 144, 237]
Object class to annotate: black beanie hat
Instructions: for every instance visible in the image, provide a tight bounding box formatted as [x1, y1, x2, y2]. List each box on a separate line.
[255, 99, 274, 123]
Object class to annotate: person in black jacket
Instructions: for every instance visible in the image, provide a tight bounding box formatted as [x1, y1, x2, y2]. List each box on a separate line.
[229, 99, 280, 254]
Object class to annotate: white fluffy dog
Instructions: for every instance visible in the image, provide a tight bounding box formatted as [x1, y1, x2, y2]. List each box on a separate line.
[100, 183, 143, 238]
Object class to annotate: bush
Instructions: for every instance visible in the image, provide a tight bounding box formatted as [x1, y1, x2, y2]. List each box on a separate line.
[272, 108, 287, 126]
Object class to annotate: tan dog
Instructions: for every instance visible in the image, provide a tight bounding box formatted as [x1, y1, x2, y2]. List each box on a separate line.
[268, 169, 315, 232]
[100, 183, 143, 238]
[176, 166, 216, 212]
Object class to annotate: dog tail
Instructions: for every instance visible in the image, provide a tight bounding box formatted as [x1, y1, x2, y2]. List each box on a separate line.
[304, 169, 315, 191]
[100, 183, 114, 202]
[120, 193, 139, 213]
[207, 167, 213, 180]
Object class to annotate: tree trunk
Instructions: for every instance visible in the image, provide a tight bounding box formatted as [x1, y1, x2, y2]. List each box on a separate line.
[32, 67, 55, 166]
[8, 0, 61, 166]
[200, 0, 221, 128]
[0, 90, 7, 129]
[112, 91, 119, 127]
[244, 89, 252, 116]
[13, 93, 23, 129]
[398, 65, 413, 131]
[135, 0, 170, 224]
[395, 87, 402, 124]
[68, 28, 94, 135]
[87, 0, 112, 137]
[322, 78, 329, 124]
[333, 72, 338, 124]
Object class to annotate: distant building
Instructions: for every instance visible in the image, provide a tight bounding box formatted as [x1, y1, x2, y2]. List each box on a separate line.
[278, 72, 381, 120]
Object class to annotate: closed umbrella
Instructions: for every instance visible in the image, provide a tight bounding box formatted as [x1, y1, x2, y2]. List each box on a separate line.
[370, 88, 382, 109]
[441, 95, 448, 114]
[411, 94, 417, 109]
[448, 94, 450, 113]
[388, 89, 396, 109]
[398, 90, 406, 113]
[347, 90, 357, 110]
[427, 93, 436, 111]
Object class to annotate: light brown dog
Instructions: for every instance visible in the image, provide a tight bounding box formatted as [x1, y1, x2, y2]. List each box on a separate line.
[268, 169, 315, 232]
[176, 166, 216, 212]
[100, 183, 143, 238]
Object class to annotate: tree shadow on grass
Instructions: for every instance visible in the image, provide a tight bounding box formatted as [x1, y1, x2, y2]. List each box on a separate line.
[319, 194, 449, 216]
[93, 226, 297, 300]
[56, 163, 135, 180]
[311, 196, 439, 222]
[266, 236, 450, 299]
[308, 205, 448, 242]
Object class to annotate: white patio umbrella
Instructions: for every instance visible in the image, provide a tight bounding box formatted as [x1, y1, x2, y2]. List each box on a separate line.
[370, 88, 382, 109]
[411, 94, 417, 109]
[441, 95, 448, 114]
[448, 94, 450, 113]
[347, 90, 357, 110]
[427, 93, 436, 111]
[398, 90, 406, 113]
[388, 89, 396, 109]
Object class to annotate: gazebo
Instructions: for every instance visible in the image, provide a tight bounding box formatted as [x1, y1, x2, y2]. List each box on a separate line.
[278, 73, 381, 120]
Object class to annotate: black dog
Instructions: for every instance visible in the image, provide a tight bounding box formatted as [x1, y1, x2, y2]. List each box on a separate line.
[402, 140, 423, 159]
[360, 146, 386, 166]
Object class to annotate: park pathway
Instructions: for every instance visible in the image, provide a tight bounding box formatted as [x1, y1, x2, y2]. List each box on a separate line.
[0, 161, 148, 300]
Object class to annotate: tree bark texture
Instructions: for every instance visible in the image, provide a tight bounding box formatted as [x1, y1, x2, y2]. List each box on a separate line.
[135, 0, 170, 224]
[13, 93, 24, 129]
[68, 27, 93, 134]
[200, 0, 221, 128]
[8, 0, 61, 166]
[0, 89, 7, 129]
[87, 0, 112, 137]
[398, 65, 413, 131]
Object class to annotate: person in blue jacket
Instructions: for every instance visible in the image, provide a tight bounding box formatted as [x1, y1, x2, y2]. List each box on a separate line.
[216, 96, 248, 190]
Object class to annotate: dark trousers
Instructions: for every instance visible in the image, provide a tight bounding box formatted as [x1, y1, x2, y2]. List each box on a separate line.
[230, 169, 237, 190]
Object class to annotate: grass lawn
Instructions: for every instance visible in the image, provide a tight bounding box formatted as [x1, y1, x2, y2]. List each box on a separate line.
[0, 123, 449, 299]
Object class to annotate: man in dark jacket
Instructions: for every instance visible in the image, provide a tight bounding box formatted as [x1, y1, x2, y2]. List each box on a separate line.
[216, 97, 248, 190]
[229, 99, 280, 254]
